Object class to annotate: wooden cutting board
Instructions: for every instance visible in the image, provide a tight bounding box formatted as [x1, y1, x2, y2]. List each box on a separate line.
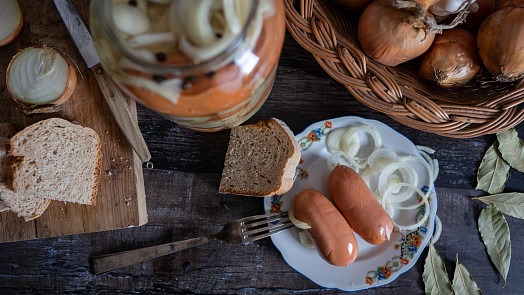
[0, 0, 147, 242]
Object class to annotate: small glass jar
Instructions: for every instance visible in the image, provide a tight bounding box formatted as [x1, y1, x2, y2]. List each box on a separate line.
[90, 0, 285, 131]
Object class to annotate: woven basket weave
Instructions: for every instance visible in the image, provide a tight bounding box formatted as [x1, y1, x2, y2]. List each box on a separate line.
[285, 0, 524, 138]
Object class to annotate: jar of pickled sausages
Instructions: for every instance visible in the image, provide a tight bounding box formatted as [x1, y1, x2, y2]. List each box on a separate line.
[90, 0, 285, 131]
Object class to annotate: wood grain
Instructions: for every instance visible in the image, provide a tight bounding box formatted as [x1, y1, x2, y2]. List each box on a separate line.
[0, 170, 522, 294]
[0, 0, 147, 242]
[0, 0, 523, 293]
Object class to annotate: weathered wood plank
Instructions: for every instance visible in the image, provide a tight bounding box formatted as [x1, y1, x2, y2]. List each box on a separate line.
[0, 170, 522, 294]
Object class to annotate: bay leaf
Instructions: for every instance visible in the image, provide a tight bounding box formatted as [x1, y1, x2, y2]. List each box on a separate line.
[478, 204, 511, 287]
[453, 254, 483, 295]
[474, 193, 524, 219]
[476, 141, 510, 194]
[496, 129, 524, 173]
[423, 243, 454, 295]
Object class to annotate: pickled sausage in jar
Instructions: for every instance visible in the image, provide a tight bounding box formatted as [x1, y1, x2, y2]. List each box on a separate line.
[293, 189, 358, 266]
[328, 164, 393, 245]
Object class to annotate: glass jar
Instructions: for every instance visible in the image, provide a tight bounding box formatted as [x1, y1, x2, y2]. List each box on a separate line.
[90, 0, 285, 131]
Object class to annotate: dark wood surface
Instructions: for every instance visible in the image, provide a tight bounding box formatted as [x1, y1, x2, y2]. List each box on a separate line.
[1, 1, 524, 294]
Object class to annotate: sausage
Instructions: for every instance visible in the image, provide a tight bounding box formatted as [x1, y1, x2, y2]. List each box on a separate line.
[328, 164, 393, 245]
[293, 189, 358, 266]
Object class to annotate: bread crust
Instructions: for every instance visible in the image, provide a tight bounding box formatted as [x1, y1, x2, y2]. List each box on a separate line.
[219, 117, 301, 197]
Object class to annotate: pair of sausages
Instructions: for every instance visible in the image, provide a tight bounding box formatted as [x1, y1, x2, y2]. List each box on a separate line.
[293, 164, 393, 266]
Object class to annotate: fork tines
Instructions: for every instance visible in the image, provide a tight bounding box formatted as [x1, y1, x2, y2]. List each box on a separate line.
[240, 212, 294, 242]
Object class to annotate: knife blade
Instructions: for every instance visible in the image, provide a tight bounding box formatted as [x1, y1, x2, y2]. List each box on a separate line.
[51, 0, 151, 162]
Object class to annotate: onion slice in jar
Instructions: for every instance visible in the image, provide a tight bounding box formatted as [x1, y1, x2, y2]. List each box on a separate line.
[6, 47, 77, 111]
[0, 0, 23, 47]
[112, 3, 151, 36]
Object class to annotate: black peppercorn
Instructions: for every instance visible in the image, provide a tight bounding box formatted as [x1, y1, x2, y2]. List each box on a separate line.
[153, 75, 166, 83]
[155, 52, 166, 62]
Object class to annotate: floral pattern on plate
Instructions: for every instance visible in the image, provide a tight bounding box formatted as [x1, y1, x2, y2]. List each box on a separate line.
[365, 226, 428, 286]
[298, 120, 332, 151]
[263, 116, 438, 292]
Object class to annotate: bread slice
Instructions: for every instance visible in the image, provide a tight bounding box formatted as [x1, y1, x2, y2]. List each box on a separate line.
[8, 118, 101, 205]
[219, 118, 301, 197]
[0, 136, 50, 220]
[0, 184, 51, 221]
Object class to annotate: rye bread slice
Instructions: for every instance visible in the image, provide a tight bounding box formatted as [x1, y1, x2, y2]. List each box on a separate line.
[0, 136, 50, 220]
[8, 118, 101, 205]
[219, 118, 300, 197]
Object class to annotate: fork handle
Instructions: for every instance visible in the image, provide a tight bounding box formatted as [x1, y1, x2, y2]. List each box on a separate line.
[92, 235, 217, 274]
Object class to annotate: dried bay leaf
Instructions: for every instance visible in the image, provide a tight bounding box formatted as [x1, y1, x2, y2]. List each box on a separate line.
[476, 141, 510, 194]
[453, 254, 483, 295]
[496, 129, 524, 173]
[478, 204, 511, 287]
[423, 243, 454, 295]
[474, 193, 524, 219]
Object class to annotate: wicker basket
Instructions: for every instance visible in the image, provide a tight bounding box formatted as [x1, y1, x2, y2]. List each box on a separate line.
[285, 0, 524, 138]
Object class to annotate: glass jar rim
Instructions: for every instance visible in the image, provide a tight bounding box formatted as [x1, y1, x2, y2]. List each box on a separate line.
[91, 0, 259, 75]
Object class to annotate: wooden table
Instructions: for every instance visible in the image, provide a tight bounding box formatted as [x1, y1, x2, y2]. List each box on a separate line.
[1, 2, 524, 294]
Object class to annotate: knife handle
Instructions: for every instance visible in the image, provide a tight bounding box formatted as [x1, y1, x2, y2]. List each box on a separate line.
[91, 66, 151, 162]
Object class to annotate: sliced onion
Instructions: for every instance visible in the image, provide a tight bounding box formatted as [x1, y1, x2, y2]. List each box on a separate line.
[113, 3, 151, 36]
[378, 162, 418, 202]
[186, 0, 217, 46]
[288, 201, 312, 230]
[382, 182, 431, 231]
[0, 0, 23, 47]
[179, 33, 235, 62]
[327, 151, 346, 172]
[400, 155, 434, 197]
[368, 148, 399, 172]
[326, 127, 348, 153]
[432, 215, 442, 244]
[339, 125, 382, 169]
[7, 47, 77, 107]
[127, 32, 175, 48]
[298, 230, 316, 248]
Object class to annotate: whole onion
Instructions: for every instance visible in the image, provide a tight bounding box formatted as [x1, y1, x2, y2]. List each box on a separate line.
[463, 0, 496, 30]
[358, 0, 436, 66]
[419, 28, 481, 87]
[477, 5, 524, 81]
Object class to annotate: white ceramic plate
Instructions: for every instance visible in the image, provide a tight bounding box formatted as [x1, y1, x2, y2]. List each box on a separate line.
[264, 116, 437, 292]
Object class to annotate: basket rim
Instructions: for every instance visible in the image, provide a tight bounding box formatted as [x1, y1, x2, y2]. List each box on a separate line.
[284, 0, 524, 138]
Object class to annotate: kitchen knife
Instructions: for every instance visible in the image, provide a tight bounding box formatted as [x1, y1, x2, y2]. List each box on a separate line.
[51, 0, 151, 162]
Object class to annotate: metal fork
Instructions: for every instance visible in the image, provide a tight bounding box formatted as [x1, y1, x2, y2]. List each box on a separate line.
[91, 212, 292, 274]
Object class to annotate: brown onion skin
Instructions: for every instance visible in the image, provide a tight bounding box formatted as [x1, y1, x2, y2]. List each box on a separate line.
[477, 5, 524, 81]
[334, 0, 373, 10]
[0, 2, 23, 47]
[419, 28, 481, 87]
[6, 47, 77, 112]
[497, 0, 524, 10]
[463, 0, 497, 31]
[358, 0, 435, 66]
